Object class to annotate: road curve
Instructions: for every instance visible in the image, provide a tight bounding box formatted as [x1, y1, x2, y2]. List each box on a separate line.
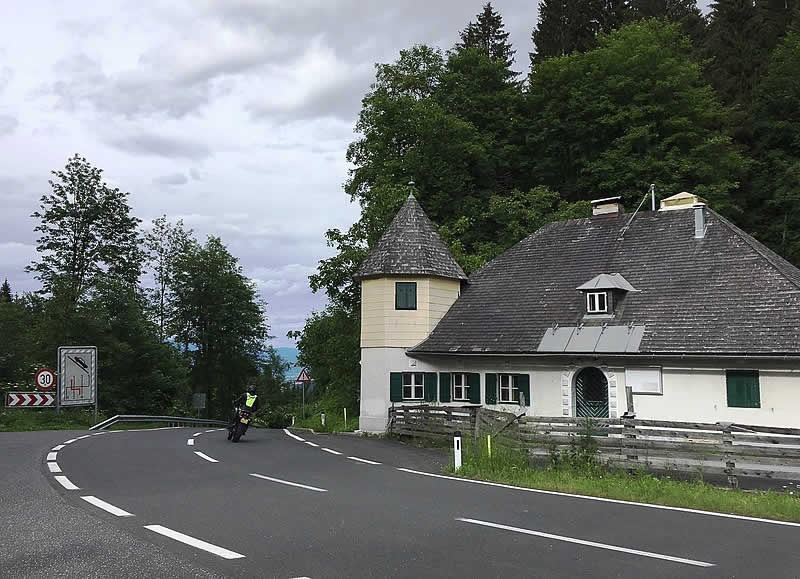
[7, 427, 800, 578]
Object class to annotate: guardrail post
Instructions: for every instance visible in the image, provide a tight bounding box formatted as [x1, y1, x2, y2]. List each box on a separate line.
[721, 422, 738, 488]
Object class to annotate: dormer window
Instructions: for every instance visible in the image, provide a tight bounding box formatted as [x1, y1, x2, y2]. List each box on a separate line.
[586, 291, 608, 314]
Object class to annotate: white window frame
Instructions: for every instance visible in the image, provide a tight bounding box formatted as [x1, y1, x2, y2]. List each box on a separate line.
[452, 373, 469, 401]
[586, 291, 608, 314]
[402, 372, 424, 400]
[499, 374, 519, 403]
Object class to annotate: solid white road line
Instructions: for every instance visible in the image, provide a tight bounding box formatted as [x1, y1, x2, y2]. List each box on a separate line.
[81, 496, 134, 517]
[54, 475, 79, 490]
[249, 473, 328, 493]
[283, 429, 305, 442]
[398, 468, 800, 529]
[46, 452, 58, 461]
[347, 456, 381, 465]
[187, 439, 194, 446]
[304, 441, 319, 447]
[47, 462, 62, 473]
[144, 525, 245, 560]
[457, 518, 715, 568]
[51, 445, 65, 451]
[205, 429, 215, 433]
[77, 434, 91, 440]
[322, 448, 342, 455]
[63, 438, 77, 444]
[194, 451, 218, 463]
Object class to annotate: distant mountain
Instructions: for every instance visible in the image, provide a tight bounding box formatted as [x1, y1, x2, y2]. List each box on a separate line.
[275, 347, 301, 381]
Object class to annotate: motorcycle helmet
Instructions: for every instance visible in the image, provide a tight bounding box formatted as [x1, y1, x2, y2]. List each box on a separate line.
[248, 384, 257, 394]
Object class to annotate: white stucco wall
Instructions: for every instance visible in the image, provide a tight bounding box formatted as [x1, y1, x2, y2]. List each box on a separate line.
[359, 351, 800, 432]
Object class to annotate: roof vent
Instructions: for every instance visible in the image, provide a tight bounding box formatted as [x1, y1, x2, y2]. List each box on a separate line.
[659, 191, 708, 211]
[591, 196, 623, 216]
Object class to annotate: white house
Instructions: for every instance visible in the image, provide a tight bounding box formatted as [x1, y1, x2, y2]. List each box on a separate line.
[356, 192, 800, 432]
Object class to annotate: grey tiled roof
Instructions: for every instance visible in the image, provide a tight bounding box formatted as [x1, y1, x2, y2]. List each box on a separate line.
[355, 194, 467, 281]
[412, 208, 800, 355]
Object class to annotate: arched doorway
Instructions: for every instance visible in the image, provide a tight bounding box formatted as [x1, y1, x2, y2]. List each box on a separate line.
[574, 367, 609, 418]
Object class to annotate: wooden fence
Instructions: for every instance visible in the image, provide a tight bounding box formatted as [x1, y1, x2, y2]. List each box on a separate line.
[388, 405, 800, 485]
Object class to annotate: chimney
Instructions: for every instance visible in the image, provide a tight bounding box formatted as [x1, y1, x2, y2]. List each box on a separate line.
[660, 191, 708, 211]
[591, 196, 624, 217]
[694, 203, 707, 239]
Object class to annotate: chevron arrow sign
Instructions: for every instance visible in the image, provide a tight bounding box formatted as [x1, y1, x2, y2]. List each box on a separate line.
[6, 392, 55, 407]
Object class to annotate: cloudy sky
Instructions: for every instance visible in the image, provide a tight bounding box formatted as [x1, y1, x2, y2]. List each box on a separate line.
[0, 1, 710, 346]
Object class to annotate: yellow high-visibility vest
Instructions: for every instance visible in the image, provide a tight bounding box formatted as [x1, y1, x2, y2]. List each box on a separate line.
[245, 393, 257, 408]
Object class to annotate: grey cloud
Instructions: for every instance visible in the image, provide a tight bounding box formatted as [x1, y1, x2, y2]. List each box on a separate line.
[107, 133, 212, 160]
[189, 168, 203, 181]
[0, 114, 19, 136]
[153, 173, 189, 186]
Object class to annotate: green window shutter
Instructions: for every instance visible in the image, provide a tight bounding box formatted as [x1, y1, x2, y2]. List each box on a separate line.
[467, 373, 481, 404]
[390, 373, 403, 402]
[517, 374, 530, 406]
[439, 372, 451, 403]
[395, 282, 417, 310]
[726, 370, 760, 408]
[424, 372, 438, 402]
[485, 373, 497, 404]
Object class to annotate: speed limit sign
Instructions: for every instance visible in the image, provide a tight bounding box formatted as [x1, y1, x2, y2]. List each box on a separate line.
[35, 368, 56, 391]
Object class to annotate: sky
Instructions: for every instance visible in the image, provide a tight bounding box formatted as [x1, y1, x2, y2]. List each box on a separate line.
[0, 1, 710, 346]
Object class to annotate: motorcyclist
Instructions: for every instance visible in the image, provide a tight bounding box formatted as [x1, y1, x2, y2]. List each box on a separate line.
[229, 384, 259, 436]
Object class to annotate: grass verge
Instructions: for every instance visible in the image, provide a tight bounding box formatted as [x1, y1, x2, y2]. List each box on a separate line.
[0, 408, 103, 431]
[447, 440, 800, 522]
[293, 411, 359, 434]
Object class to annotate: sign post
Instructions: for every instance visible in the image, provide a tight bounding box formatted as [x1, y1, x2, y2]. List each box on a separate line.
[57, 346, 98, 423]
[296, 367, 312, 419]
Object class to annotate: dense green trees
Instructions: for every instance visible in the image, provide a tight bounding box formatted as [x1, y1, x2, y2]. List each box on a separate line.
[1, 156, 276, 420]
[294, 3, 800, 417]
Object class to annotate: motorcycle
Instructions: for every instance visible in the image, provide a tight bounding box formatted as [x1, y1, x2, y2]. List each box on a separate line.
[227, 406, 252, 443]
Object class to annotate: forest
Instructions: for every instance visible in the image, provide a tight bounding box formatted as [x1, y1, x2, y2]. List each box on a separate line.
[294, 1, 800, 417]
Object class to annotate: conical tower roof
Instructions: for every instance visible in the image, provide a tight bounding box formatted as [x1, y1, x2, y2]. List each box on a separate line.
[355, 194, 467, 281]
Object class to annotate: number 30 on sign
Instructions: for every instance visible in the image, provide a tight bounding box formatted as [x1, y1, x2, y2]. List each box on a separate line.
[35, 368, 56, 391]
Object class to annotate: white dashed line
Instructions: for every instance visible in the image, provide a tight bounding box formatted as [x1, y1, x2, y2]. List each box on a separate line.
[51, 445, 65, 451]
[47, 462, 62, 473]
[283, 429, 305, 442]
[303, 441, 319, 447]
[77, 434, 91, 440]
[205, 429, 216, 433]
[187, 439, 195, 446]
[347, 456, 381, 465]
[81, 496, 134, 517]
[144, 525, 245, 559]
[54, 475, 80, 490]
[457, 518, 715, 567]
[193, 432, 202, 437]
[250, 473, 327, 493]
[398, 468, 800, 528]
[46, 452, 58, 461]
[194, 451, 218, 463]
[321, 448, 342, 455]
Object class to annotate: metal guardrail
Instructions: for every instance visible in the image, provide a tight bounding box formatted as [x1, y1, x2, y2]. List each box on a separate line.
[90, 414, 229, 431]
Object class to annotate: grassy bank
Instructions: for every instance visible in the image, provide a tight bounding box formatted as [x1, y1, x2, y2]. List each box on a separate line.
[447, 440, 800, 522]
[0, 408, 103, 431]
[293, 410, 358, 433]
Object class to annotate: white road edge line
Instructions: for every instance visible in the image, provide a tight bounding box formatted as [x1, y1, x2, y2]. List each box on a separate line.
[457, 518, 715, 568]
[187, 439, 194, 446]
[194, 451, 218, 463]
[304, 441, 319, 447]
[54, 475, 79, 490]
[205, 429, 215, 433]
[322, 448, 342, 455]
[47, 462, 62, 473]
[347, 456, 381, 465]
[77, 434, 91, 440]
[193, 432, 202, 437]
[283, 428, 305, 442]
[250, 473, 328, 493]
[144, 525, 245, 559]
[81, 495, 134, 517]
[51, 445, 65, 451]
[63, 438, 77, 444]
[46, 452, 58, 461]
[397, 468, 800, 529]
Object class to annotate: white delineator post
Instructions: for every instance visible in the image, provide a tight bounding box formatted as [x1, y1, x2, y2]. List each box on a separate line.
[454, 430, 462, 471]
[344, 407, 347, 426]
[321, 413, 326, 427]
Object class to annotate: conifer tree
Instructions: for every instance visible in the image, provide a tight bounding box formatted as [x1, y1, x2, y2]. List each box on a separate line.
[629, 0, 706, 45]
[531, 0, 603, 64]
[0, 279, 11, 302]
[456, 2, 515, 71]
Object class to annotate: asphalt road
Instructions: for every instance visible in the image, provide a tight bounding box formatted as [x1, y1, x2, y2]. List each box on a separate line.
[3, 426, 800, 578]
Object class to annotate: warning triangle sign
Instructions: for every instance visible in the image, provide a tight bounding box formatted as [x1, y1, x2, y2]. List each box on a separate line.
[296, 367, 312, 383]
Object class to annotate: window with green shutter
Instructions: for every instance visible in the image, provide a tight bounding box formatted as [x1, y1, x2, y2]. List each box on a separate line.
[467, 373, 481, 404]
[395, 282, 417, 310]
[424, 373, 437, 402]
[439, 373, 451, 403]
[485, 373, 497, 404]
[726, 370, 760, 408]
